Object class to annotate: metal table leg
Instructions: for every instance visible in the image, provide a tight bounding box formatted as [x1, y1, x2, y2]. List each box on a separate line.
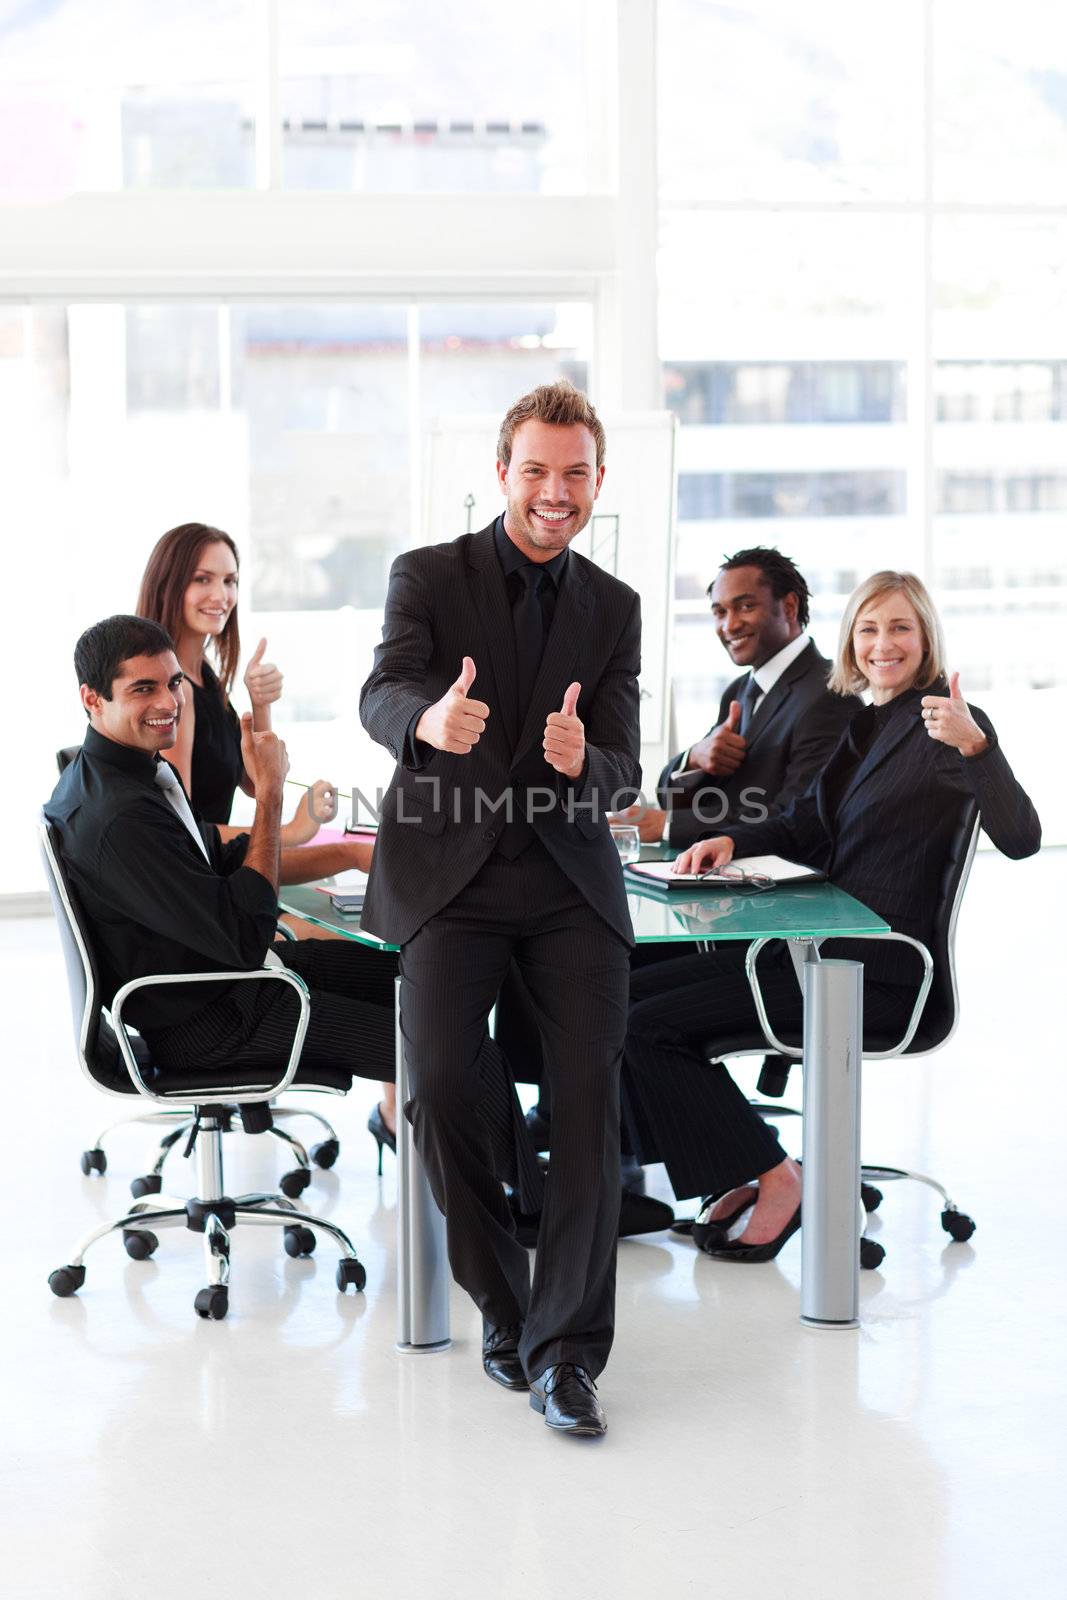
[394, 975, 451, 1353]
[799, 956, 864, 1328]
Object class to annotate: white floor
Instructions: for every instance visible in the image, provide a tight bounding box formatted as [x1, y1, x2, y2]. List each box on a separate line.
[3, 848, 1064, 1600]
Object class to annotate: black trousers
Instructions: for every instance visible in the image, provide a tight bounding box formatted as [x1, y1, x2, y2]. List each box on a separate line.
[622, 944, 913, 1202]
[399, 839, 631, 1382]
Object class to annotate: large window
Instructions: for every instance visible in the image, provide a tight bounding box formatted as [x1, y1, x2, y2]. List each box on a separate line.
[659, 0, 1066, 841]
[0, 298, 591, 891]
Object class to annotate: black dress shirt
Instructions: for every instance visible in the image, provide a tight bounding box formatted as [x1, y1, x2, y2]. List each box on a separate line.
[44, 727, 278, 1032]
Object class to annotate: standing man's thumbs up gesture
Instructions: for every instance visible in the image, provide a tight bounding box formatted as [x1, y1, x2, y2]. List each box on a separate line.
[415, 656, 491, 754]
[544, 681, 585, 778]
[920, 671, 988, 757]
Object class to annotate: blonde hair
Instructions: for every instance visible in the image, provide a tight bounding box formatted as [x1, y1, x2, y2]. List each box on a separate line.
[829, 570, 947, 696]
[497, 380, 606, 470]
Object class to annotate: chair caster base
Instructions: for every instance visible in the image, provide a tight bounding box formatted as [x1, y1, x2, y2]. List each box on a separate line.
[861, 1182, 883, 1213]
[48, 1263, 87, 1297]
[941, 1208, 976, 1242]
[860, 1237, 886, 1270]
[130, 1173, 163, 1199]
[279, 1168, 311, 1199]
[310, 1138, 340, 1169]
[336, 1258, 367, 1293]
[123, 1229, 159, 1261]
[283, 1225, 316, 1258]
[194, 1285, 229, 1320]
[80, 1148, 107, 1177]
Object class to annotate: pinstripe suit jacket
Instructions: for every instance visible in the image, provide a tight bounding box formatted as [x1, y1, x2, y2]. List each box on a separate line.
[359, 523, 643, 947]
[723, 685, 1041, 985]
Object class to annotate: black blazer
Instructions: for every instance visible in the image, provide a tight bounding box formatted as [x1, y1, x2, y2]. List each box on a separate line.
[724, 687, 1041, 985]
[359, 522, 643, 947]
[656, 640, 858, 848]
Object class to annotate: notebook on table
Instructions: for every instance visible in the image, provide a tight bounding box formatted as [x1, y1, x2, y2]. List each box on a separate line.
[625, 855, 825, 890]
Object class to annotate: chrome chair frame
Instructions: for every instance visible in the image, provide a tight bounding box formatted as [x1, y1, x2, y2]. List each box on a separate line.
[41, 819, 366, 1317]
[702, 807, 982, 1247]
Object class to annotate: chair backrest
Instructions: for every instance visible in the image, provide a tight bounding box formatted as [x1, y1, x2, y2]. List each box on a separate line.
[907, 796, 980, 1054]
[56, 746, 81, 774]
[38, 818, 133, 1095]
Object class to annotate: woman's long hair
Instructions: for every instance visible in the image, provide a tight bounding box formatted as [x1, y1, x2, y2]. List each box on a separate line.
[136, 523, 241, 698]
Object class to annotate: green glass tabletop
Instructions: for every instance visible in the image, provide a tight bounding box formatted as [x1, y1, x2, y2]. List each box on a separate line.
[279, 885, 400, 951]
[281, 866, 887, 950]
[624, 879, 887, 943]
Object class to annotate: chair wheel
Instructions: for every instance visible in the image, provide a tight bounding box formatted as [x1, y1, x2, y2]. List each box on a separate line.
[860, 1237, 885, 1270]
[310, 1138, 340, 1169]
[48, 1264, 86, 1297]
[279, 1168, 311, 1199]
[123, 1229, 159, 1261]
[942, 1209, 976, 1242]
[283, 1225, 316, 1258]
[336, 1258, 367, 1293]
[194, 1286, 229, 1320]
[130, 1173, 162, 1199]
[861, 1182, 883, 1213]
[80, 1147, 107, 1177]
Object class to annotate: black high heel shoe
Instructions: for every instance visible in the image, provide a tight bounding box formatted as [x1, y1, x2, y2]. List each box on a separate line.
[688, 1188, 759, 1250]
[367, 1103, 397, 1174]
[703, 1204, 801, 1262]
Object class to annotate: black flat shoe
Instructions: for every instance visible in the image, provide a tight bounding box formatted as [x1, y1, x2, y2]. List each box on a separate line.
[367, 1103, 396, 1174]
[689, 1189, 759, 1249]
[482, 1322, 528, 1391]
[529, 1364, 606, 1436]
[702, 1205, 801, 1262]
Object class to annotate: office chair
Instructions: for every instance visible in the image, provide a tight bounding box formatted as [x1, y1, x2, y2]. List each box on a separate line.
[54, 745, 342, 1195]
[40, 820, 367, 1319]
[702, 799, 981, 1268]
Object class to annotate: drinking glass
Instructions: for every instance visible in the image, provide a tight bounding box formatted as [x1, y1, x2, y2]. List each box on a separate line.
[609, 823, 641, 865]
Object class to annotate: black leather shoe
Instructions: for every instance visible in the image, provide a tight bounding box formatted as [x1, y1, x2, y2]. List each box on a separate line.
[529, 1364, 606, 1436]
[508, 1190, 673, 1247]
[482, 1322, 528, 1390]
[524, 1106, 552, 1152]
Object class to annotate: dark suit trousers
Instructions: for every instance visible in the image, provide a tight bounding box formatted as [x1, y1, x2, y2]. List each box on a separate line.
[399, 838, 630, 1382]
[622, 945, 913, 1202]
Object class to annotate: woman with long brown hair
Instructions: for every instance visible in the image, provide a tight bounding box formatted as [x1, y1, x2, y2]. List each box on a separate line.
[136, 522, 331, 841]
[137, 521, 398, 1160]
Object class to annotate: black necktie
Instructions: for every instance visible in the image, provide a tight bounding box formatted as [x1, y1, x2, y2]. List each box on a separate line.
[738, 673, 762, 738]
[512, 564, 546, 727]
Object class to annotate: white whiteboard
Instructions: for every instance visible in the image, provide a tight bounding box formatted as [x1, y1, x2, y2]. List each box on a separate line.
[424, 411, 677, 784]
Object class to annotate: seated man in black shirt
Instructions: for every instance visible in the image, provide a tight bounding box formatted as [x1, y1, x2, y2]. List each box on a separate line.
[45, 613, 534, 1196]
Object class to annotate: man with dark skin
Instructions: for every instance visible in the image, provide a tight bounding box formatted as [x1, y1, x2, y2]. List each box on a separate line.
[624, 547, 856, 847]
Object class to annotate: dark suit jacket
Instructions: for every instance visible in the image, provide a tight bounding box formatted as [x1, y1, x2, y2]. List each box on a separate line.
[656, 640, 858, 848]
[724, 687, 1041, 986]
[359, 522, 643, 947]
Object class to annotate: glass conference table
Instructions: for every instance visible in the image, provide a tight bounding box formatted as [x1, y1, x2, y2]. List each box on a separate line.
[280, 854, 888, 1343]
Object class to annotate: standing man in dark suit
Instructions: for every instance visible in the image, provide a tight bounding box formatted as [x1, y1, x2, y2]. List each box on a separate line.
[359, 382, 641, 1438]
